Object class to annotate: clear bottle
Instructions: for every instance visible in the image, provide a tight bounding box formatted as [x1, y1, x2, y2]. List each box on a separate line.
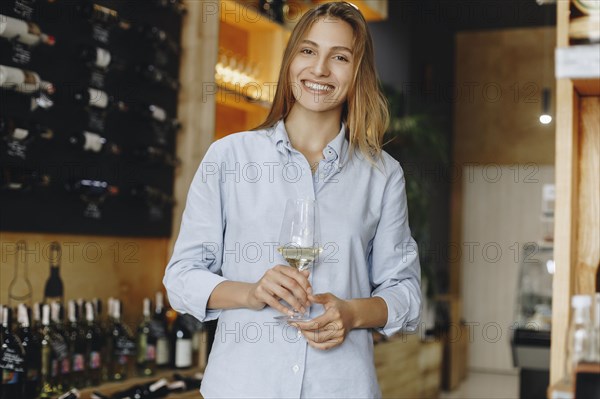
[136, 298, 156, 376]
[564, 295, 592, 384]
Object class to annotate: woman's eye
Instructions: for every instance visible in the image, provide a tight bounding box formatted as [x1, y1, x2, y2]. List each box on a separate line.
[334, 55, 349, 62]
[301, 48, 314, 55]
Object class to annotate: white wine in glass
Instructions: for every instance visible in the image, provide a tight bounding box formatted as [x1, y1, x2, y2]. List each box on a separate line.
[277, 246, 323, 272]
[274, 199, 321, 321]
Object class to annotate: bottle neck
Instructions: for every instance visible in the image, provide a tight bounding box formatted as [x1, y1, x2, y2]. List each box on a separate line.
[573, 306, 591, 325]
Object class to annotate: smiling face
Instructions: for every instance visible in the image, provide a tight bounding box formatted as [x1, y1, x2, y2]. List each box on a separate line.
[288, 17, 355, 117]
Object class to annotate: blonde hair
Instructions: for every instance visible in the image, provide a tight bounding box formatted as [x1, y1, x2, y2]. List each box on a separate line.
[254, 1, 389, 163]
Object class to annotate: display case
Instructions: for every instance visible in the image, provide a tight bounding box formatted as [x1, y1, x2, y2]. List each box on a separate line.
[512, 243, 554, 399]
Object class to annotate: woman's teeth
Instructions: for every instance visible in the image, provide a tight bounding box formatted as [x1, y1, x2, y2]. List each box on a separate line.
[303, 80, 333, 92]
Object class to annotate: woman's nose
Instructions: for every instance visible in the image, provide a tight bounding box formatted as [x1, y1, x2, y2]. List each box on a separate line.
[311, 56, 330, 77]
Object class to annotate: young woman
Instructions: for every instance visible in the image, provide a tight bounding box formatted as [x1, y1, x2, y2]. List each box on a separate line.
[164, 2, 421, 398]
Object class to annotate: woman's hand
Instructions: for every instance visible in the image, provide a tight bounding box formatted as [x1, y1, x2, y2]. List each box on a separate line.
[292, 293, 356, 350]
[247, 265, 312, 316]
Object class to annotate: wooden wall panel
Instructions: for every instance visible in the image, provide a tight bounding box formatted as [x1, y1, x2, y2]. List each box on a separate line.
[454, 27, 556, 165]
[0, 232, 168, 327]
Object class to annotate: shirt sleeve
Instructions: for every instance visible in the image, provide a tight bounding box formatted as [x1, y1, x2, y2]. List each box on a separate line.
[370, 162, 422, 337]
[163, 142, 228, 322]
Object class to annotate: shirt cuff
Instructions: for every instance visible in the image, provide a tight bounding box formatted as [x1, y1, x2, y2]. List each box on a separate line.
[176, 269, 228, 322]
[372, 289, 419, 337]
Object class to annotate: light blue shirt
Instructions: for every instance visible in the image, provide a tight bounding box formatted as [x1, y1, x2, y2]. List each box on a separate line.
[164, 120, 421, 398]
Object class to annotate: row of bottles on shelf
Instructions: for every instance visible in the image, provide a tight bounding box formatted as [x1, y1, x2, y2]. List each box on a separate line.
[1, 114, 180, 165]
[1, 0, 184, 52]
[564, 293, 600, 385]
[0, 172, 173, 219]
[0, 293, 206, 399]
[0, 63, 181, 114]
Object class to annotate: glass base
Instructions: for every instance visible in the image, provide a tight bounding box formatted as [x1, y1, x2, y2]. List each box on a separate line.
[273, 313, 312, 322]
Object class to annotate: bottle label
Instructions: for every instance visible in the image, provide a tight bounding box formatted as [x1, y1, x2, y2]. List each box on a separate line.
[88, 88, 109, 109]
[156, 338, 169, 365]
[0, 347, 25, 373]
[175, 339, 192, 368]
[51, 359, 59, 378]
[149, 320, 167, 338]
[95, 47, 111, 68]
[117, 354, 128, 366]
[114, 335, 136, 356]
[61, 357, 70, 374]
[89, 351, 101, 370]
[92, 25, 110, 44]
[82, 131, 105, 152]
[146, 344, 156, 361]
[26, 366, 39, 381]
[50, 333, 69, 360]
[72, 353, 85, 372]
[1, 369, 20, 384]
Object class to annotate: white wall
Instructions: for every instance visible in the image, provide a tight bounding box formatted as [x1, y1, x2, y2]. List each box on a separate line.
[461, 164, 554, 372]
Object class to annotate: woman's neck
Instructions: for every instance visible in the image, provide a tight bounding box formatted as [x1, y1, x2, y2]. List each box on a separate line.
[284, 106, 342, 154]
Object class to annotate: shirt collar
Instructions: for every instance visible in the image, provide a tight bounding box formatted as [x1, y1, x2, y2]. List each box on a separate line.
[271, 119, 348, 164]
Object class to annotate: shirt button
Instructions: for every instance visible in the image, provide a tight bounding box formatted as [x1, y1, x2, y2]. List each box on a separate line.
[297, 330, 302, 337]
[292, 365, 300, 373]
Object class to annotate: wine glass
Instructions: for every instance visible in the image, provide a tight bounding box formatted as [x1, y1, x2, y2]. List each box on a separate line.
[274, 199, 322, 321]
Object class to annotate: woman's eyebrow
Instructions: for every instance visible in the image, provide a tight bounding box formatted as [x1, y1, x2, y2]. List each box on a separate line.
[300, 39, 353, 54]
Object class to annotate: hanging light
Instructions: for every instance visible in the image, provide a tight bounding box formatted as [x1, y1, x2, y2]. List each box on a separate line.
[539, 87, 552, 124]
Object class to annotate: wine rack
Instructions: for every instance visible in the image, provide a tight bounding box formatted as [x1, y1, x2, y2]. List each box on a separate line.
[0, 0, 183, 237]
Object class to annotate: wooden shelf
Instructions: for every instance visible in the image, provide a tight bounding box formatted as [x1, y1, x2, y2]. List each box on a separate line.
[78, 368, 203, 398]
[219, 0, 287, 32]
[556, 44, 600, 95]
[215, 87, 270, 113]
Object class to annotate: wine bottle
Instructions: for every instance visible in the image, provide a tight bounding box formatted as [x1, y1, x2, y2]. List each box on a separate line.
[64, 179, 119, 219]
[151, 0, 186, 15]
[132, 24, 179, 56]
[8, 240, 33, 307]
[173, 372, 203, 391]
[110, 300, 134, 381]
[0, 14, 55, 46]
[51, 301, 70, 392]
[132, 146, 180, 167]
[39, 304, 60, 398]
[1, 117, 54, 160]
[44, 242, 64, 304]
[130, 185, 175, 222]
[170, 313, 192, 369]
[69, 87, 127, 111]
[78, 44, 126, 72]
[136, 298, 156, 377]
[153, 292, 169, 369]
[68, 131, 121, 155]
[100, 298, 114, 383]
[0, 167, 51, 193]
[84, 302, 102, 387]
[135, 63, 180, 91]
[110, 378, 168, 399]
[66, 301, 86, 389]
[17, 303, 41, 399]
[0, 64, 51, 93]
[0, 306, 26, 399]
